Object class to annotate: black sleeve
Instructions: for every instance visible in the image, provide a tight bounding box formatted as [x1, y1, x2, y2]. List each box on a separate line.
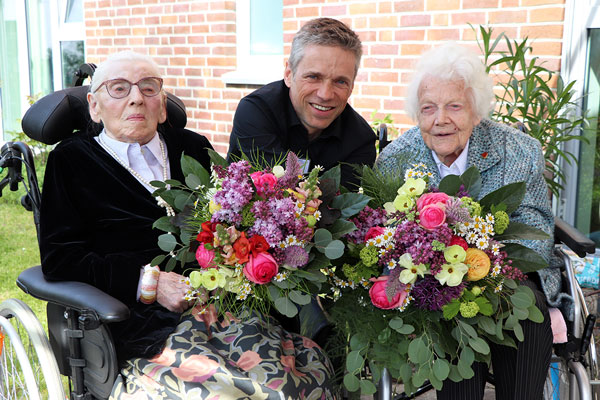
[227, 96, 285, 165]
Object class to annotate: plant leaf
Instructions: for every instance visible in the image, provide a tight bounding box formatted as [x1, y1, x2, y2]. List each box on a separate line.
[346, 350, 364, 373]
[324, 240, 345, 259]
[343, 373, 360, 392]
[158, 233, 177, 252]
[274, 297, 298, 318]
[503, 243, 548, 273]
[495, 222, 550, 240]
[289, 290, 311, 305]
[331, 193, 372, 218]
[479, 182, 526, 214]
[460, 167, 482, 198]
[438, 175, 462, 195]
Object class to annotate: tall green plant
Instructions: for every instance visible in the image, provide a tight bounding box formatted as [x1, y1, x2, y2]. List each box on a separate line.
[475, 25, 590, 196]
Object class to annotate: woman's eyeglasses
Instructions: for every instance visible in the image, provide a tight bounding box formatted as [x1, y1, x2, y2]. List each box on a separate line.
[94, 77, 163, 99]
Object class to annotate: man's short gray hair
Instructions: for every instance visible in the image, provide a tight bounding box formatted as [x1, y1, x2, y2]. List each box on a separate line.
[405, 42, 495, 121]
[89, 50, 162, 93]
[288, 18, 362, 77]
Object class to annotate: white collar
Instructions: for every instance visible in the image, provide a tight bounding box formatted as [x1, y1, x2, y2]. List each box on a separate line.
[431, 140, 470, 178]
[97, 130, 164, 168]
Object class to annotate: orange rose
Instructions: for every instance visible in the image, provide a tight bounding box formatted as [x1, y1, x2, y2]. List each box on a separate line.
[465, 248, 491, 281]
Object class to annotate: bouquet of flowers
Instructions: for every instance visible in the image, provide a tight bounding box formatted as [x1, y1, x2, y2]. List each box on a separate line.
[149, 150, 363, 319]
[324, 164, 550, 396]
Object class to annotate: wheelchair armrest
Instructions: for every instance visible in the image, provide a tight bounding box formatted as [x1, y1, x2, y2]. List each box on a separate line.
[554, 216, 596, 258]
[16, 265, 130, 324]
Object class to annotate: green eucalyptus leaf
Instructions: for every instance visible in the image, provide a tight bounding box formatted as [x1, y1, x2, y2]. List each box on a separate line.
[457, 320, 478, 339]
[433, 358, 450, 381]
[289, 290, 311, 305]
[399, 362, 413, 385]
[267, 285, 281, 301]
[329, 219, 357, 239]
[389, 317, 404, 330]
[350, 334, 369, 351]
[510, 291, 534, 309]
[274, 297, 298, 318]
[153, 216, 176, 233]
[181, 154, 210, 182]
[331, 193, 372, 218]
[479, 182, 525, 214]
[165, 256, 177, 272]
[528, 305, 544, 323]
[185, 174, 204, 190]
[469, 337, 490, 355]
[346, 350, 364, 373]
[150, 254, 166, 266]
[461, 346, 475, 365]
[457, 359, 475, 379]
[343, 373, 360, 392]
[324, 240, 345, 259]
[429, 374, 443, 391]
[396, 324, 415, 334]
[448, 365, 463, 382]
[360, 379, 377, 395]
[513, 306, 529, 320]
[158, 233, 178, 252]
[207, 148, 229, 167]
[438, 174, 462, 195]
[378, 327, 392, 343]
[313, 229, 332, 250]
[513, 323, 524, 342]
[479, 316, 497, 335]
[271, 279, 295, 289]
[307, 252, 332, 270]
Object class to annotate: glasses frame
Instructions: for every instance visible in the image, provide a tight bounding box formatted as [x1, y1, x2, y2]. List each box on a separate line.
[93, 77, 164, 99]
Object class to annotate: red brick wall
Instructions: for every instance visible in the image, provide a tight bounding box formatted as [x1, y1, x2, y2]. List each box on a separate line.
[84, 0, 566, 152]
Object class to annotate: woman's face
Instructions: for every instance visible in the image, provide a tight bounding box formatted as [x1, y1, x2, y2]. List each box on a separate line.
[87, 60, 166, 144]
[417, 77, 481, 166]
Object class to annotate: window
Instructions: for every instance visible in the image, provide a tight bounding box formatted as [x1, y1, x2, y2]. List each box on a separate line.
[222, 0, 284, 85]
[52, 0, 85, 89]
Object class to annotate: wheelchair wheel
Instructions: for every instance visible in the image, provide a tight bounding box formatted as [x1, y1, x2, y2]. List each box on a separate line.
[0, 299, 65, 400]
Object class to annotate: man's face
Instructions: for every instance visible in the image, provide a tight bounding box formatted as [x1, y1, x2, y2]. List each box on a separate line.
[417, 77, 481, 166]
[284, 45, 356, 138]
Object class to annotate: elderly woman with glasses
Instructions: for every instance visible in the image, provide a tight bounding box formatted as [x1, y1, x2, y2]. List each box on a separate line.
[377, 43, 556, 399]
[39, 50, 334, 399]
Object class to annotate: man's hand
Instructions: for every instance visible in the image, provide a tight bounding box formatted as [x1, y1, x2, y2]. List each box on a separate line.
[156, 271, 193, 313]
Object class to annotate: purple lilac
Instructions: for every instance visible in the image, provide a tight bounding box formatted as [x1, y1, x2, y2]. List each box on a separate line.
[345, 206, 388, 244]
[212, 161, 254, 225]
[411, 275, 465, 311]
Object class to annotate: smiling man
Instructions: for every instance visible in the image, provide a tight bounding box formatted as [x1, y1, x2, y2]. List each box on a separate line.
[227, 18, 376, 190]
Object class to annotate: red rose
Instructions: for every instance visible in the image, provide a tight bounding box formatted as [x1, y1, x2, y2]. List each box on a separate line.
[416, 192, 449, 212]
[249, 235, 270, 256]
[196, 230, 214, 244]
[449, 235, 469, 251]
[419, 204, 447, 230]
[369, 276, 407, 310]
[243, 253, 279, 284]
[233, 232, 251, 264]
[365, 226, 385, 241]
[201, 221, 216, 232]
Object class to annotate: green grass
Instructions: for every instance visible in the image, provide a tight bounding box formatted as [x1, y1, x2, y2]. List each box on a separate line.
[0, 187, 47, 326]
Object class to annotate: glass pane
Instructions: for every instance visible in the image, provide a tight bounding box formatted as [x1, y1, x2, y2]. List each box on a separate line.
[249, 0, 282, 55]
[65, 0, 83, 23]
[0, 1, 22, 140]
[26, 0, 53, 97]
[576, 28, 600, 246]
[60, 41, 84, 88]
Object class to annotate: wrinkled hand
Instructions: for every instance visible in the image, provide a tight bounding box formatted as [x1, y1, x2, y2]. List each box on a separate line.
[156, 271, 192, 313]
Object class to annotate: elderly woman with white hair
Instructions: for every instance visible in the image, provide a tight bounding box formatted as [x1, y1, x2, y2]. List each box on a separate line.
[376, 43, 555, 399]
[39, 50, 334, 399]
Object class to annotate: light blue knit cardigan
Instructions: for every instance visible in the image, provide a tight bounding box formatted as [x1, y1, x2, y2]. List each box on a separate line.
[376, 119, 572, 318]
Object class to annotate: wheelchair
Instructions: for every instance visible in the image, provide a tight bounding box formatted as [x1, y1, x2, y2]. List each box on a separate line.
[0, 65, 190, 399]
[374, 124, 600, 400]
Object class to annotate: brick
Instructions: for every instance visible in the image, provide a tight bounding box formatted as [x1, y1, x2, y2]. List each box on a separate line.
[160, 15, 177, 24]
[383, 99, 404, 112]
[400, 14, 431, 27]
[173, 3, 190, 13]
[463, 0, 499, 7]
[174, 25, 191, 34]
[211, 23, 236, 33]
[394, 0, 424, 12]
[371, 71, 399, 82]
[451, 12, 486, 25]
[369, 16, 398, 28]
[361, 85, 390, 96]
[131, 6, 146, 15]
[349, 3, 374, 15]
[521, 0, 564, 5]
[521, 25, 563, 39]
[426, 0, 460, 11]
[433, 14, 449, 26]
[132, 27, 147, 35]
[427, 28, 460, 41]
[207, 57, 236, 67]
[530, 41, 562, 56]
[401, 43, 429, 56]
[378, 31, 394, 41]
[370, 44, 399, 56]
[352, 97, 382, 110]
[490, 11, 527, 24]
[322, 5, 346, 16]
[296, 7, 319, 17]
[395, 29, 425, 41]
[359, 31, 377, 42]
[529, 7, 564, 23]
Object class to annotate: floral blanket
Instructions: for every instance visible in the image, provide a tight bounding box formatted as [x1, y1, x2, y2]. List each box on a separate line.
[110, 305, 335, 399]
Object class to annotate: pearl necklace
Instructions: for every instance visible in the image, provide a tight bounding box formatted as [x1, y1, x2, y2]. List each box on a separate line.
[98, 134, 175, 216]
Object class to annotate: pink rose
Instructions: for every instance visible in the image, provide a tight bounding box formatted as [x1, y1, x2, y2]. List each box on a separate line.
[243, 252, 279, 284]
[419, 204, 447, 230]
[195, 245, 216, 269]
[369, 276, 407, 310]
[365, 226, 385, 241]
[250, 171, 277, 197]
[416, 192, 450, 212]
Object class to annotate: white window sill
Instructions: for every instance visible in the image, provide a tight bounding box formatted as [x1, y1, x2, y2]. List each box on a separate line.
[221, 66, 284, 86]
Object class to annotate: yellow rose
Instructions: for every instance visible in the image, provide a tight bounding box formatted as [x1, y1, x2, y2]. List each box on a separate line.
[465, 248, 491, 281]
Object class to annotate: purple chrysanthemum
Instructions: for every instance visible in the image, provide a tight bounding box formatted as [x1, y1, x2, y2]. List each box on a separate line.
[410, 275, 465, 311]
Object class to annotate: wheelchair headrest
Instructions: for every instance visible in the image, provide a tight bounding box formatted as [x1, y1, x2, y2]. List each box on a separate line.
[21, 85, 188, 145]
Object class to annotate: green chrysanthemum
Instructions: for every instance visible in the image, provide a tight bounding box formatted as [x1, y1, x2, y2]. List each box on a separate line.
[459, 301, 480, 318]
[360, 245, 379, 267]
[461, 197, 482, 216]
[494, 210, 509, 234]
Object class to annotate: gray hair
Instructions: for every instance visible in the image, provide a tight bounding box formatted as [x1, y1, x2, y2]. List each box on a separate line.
[89, 50, 162, 93]
[288, 18, 362, 77]
[405, 42, 495, 121]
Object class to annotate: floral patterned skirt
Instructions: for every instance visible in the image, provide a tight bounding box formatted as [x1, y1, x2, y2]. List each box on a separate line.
[110, 305, 335, 399]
